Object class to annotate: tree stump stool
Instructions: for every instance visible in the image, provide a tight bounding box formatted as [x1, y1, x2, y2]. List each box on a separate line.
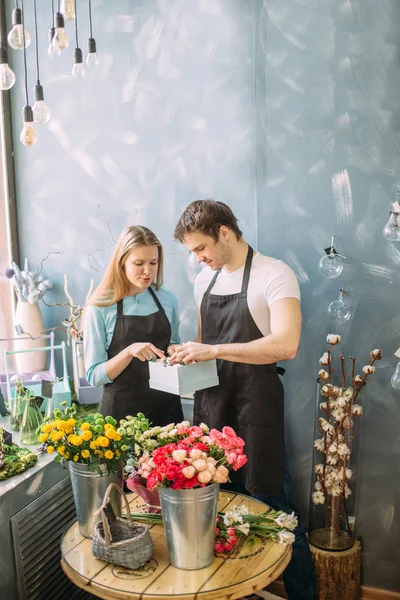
[310, 539, 361, 600]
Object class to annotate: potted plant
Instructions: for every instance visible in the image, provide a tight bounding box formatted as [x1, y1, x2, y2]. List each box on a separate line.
[38, 403, 132, 537]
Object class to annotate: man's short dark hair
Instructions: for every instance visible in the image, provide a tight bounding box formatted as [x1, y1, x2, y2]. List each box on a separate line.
[174, 199, 243, 243]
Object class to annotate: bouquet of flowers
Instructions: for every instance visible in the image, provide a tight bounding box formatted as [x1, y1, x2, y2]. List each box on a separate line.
[39, 403, 131, 473]
[122, 413, 247, 490]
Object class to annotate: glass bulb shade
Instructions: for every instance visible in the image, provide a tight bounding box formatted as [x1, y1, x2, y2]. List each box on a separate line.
[86, 52, 98, 68]
[318, 253, 343, 279]
[20, 122, 37, 146]
[383, 212, 400, 242]
[8, 24, 31, 50]
[72, 62, 85, 78]
[32, 101, 51, 124]
[0, 63, 16, 90]
[328, 296, 352, 323]
[391, 362, 400, 389]
[60, 0, 76, 20]
[48, 41, 61, 57]
[52, 28, 69, 51]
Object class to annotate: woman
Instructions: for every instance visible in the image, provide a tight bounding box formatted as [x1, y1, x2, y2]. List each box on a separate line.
[84, 225, 183, 425]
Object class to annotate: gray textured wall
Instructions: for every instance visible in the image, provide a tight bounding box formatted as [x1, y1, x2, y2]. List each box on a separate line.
[255, 0, 400, 591]
[6, 0, 400, 592]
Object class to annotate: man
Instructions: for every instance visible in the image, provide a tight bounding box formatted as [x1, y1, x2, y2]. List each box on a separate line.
[173, 200, 315, 600]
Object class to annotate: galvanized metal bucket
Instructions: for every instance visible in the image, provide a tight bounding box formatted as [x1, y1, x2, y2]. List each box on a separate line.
[159, 483, 220, 569]
[68, 462, 123, 538]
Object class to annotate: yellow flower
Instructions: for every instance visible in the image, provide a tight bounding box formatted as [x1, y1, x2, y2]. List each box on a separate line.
[97, 436, 110, 448]
[104, 450, 114, 459]
[82, 430, 92, 441]
[104, 423, 114, 430]
[47, 446, 55, 454]
[80, 422, 91, 431]
[42, 423, 53, 433]
[114, 433, 121, 442]
[105, 429, 116, 440]
[58, 445, 66, 455]
[81, 450, 90, 458]
[115, 450, 121, 457]
[95, 450, 104, 459]
[67, 434, 75, 444]
[90, 441, 97, 450]
[39, 433, 48, 443]
[64, 452, 70, 459]
[51, 430, 64, 442]
[67, 418, 77, 427]
[73, 455, 79, 462]
[65, 427, 73, 434]
[73, 435, 83, 446]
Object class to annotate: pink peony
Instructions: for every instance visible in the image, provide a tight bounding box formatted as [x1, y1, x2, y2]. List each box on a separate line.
[182, 465, 196, 478]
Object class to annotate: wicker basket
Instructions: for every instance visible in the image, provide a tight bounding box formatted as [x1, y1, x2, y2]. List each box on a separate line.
[92, 483, 153, 570]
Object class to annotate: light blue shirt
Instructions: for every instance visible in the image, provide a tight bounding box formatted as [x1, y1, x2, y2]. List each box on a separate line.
[84, 286, 180, 387]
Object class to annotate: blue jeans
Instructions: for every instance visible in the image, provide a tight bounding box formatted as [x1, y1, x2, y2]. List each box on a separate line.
[222, 465, 316, 600]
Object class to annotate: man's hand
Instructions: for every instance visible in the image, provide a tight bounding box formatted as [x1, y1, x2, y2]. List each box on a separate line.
[167, 344, 179, 356]
[171, 341, 217, 363]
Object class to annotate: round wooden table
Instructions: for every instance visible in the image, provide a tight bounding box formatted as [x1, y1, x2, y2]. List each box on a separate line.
[61, 490, 291, 600]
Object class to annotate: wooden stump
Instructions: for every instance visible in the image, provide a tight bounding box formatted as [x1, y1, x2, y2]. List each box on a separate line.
[310, 539, 361, 600]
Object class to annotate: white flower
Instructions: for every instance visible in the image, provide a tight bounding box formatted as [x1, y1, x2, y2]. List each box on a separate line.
[327, 334, 341, 345]
[172, 449, 187, 463]
[168, 428, 178, 437]
[332, 409, 345, 422]
[346, 468, 352, 479]
[328, 443, 338, 454]
[223, 505, 248, 526]
[314, 438, 325, 452]
[342, 416, 352, 430]
[176, 420, 190, 428]
[158, 432, 170, 440]
[278, 530, 296, 545]
[275, 512, 297, 530]
[315, 481, 322, 491]
[200, 422, 209, 432]
[345, 484, 352, 498]
[337, 443, 350, 456]
[315, 464, 324, 474]
[370, 349, 382, 360]
[354, 375, 363, 384]
[327, 454, 338, 465]
[198, 470, 213, 484]
[362, 365, 376, 374]
[312, 491, 325, 505]
[352, 404, 363, 416]
[318, 369, 330, 380]
[182, 465, 196, 478]
[192, 459, 207, 471]
[319, 402, 327, 410]
[235, 523, 250, 535]
[330, 485, 341, 497]
[343, 388, 353, 401]
[319, 353, 331, 366]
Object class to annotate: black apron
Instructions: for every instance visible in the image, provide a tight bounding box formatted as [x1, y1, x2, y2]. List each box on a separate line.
[101, 288, 183, 426]
[194, 246, 285, 495]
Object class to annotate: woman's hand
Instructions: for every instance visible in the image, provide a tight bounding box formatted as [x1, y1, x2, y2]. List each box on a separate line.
[167, 344, 179, 356]
[128, 342, 165, 362]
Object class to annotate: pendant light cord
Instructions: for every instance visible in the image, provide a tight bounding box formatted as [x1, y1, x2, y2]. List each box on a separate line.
[74, 0, 79, 47]
[88, 0, 93, 38]
[20, 0, 29, 105]
[33, 0, 40, 85]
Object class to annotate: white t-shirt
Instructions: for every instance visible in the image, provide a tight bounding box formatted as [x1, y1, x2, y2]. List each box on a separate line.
[194, 253, 300, 337]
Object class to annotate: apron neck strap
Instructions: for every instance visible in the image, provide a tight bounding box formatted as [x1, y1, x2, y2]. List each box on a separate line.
[204, 269, 221, 296]
[148, 286, 164, 311]
[241, 245, 254, 293]
[117, 299, 123, 316]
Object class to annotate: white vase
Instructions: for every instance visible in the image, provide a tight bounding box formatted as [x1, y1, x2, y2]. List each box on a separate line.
[13, 301, 47, 373]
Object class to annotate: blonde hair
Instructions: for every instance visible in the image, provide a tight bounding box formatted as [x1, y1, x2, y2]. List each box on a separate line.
[88, 226, 164, 307]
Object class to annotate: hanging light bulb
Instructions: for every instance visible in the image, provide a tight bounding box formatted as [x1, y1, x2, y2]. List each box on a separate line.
[32, 84, 51, 124]
[7, 7, 31, 50]
[0, 46, 16, 90]
[52, 12, 69, 52]
[86, 37, 98, 68]
[391, 362, 400, 389]
[60, 0, 76, 20]
[20, 106, 38, 147]
[72, 47, 84, 78]
[328, 289, 352, 323]
[383, 212, 400, 242]
[318, 235, 344, 279]
[47, 27, 60, 57]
